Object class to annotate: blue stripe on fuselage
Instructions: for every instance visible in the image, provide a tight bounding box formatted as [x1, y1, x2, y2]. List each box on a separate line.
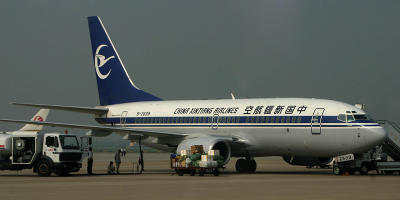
[95, 115, 379, 127]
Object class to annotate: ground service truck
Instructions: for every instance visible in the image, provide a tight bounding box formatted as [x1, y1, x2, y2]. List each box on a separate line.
[0, 132, 86, 176]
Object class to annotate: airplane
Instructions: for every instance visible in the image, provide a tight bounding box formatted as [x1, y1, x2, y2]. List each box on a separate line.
[1, 109, 49, 134]
[0, 16, 386, 173]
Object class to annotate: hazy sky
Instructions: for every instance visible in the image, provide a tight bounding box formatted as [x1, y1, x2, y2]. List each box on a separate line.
[0, 0, 399, 134]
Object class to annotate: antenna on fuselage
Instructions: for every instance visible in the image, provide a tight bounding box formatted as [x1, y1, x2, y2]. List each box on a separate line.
[231, 92, 236, 100]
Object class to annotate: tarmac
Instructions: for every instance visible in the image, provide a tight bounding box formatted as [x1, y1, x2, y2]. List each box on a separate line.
[0, 153, 399, 200]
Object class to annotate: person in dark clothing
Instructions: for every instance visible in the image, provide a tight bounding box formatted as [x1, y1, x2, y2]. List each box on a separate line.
[87, 147, 93, 175]
[115, 149, 121, 174]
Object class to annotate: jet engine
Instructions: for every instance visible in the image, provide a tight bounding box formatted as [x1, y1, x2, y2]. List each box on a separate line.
[282, 156, 332, 168]
[176, 136, 231, 164]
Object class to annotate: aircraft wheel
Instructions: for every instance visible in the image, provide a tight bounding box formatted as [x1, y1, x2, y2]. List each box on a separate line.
[235, 159, 249, 173]
[248, 159, 257, 173]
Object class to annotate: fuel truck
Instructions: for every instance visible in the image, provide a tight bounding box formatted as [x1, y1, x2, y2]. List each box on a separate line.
[0, 132, 86, 176]
[0, 109, 89, 176]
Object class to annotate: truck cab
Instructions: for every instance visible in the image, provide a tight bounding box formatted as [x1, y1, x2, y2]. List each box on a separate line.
[35, 133, 83, 176]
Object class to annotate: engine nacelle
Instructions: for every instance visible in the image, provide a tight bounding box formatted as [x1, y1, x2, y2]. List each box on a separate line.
[86, 130, 112, 137]
[282, 156, 332, 167]
[177, 136, 231, 164]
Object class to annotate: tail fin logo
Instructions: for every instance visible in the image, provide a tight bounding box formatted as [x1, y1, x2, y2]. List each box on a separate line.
[95, 44, 115, 79]
[33, 116, 43, 122]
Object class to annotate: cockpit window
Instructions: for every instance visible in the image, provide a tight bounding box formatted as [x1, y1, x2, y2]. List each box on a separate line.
[337, 114, 346, 122]
[354, 114, 371, 120]
[346, 114, 355, 122]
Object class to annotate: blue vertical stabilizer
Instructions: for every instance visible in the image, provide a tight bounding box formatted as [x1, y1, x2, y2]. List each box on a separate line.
[87, 16, 162, 105]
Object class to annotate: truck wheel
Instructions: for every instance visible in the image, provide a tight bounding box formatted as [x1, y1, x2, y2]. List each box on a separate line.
[37, 160, 52, 177]
[249, 159, 257, 173]
[333, 166, 342, 175]
[360, 165, 369, 175]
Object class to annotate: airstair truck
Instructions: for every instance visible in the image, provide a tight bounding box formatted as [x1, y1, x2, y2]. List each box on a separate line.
[0, 132, 84, 176]
[333, 120, 400, 175]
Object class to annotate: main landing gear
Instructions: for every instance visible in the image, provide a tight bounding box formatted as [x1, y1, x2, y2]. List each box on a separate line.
[235, 157, 257, 173]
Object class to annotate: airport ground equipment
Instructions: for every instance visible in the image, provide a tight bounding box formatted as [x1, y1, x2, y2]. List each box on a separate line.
[171, 146, 224, 176]
[333, 120, 400, 175]
[0, 132, 86, 176]
[170, 156, 221, 176]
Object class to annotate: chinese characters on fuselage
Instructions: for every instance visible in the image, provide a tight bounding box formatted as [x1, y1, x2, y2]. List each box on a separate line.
[243, 105, 307, 115]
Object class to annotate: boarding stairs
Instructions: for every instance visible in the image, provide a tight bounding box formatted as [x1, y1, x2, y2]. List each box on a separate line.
[377, 120, 400, 161]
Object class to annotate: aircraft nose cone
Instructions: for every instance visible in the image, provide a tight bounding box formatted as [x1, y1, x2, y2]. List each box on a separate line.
[365, 126, 387, 146]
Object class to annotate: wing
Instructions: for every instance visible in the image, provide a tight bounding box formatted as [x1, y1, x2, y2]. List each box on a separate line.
[11, 102, 108, 115]
[0, 119, 187, 138]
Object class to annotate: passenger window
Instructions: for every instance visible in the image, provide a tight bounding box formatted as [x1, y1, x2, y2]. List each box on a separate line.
[297, 117, 302, 123]
[281, 117, 285, 123]
[291, 117, 296, 123]
[286, 117, 290, 123]
[346, 115, 355, 122]
[276, 117, 280, 123]
[265, 116, 269, 123]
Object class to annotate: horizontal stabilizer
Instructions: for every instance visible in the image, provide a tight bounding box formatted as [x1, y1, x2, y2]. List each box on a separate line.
[0, 119, 187, 138]
[12, 102, 108, 115]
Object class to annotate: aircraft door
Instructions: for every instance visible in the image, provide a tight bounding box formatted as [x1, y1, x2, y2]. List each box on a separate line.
[311, 108, 325, 135]
[211, 114, 219, 130]
[43, 135, 61, 162]
[120, 111, 128, 127]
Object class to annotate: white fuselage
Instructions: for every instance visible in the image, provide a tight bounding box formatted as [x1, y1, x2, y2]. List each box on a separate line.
[95, 98, 386, 157]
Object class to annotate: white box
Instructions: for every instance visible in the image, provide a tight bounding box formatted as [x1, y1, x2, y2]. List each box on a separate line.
[208, 150, 220, 156]
[199, 161, 218, 168]
[180, 150, 192, 156]
[201, 155, 213, 162]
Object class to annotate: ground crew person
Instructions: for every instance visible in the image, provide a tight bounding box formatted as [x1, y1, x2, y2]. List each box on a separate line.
[87, 147, 93, 175]
[107, 161, 115, 174]
[115, 149, 121, 174]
